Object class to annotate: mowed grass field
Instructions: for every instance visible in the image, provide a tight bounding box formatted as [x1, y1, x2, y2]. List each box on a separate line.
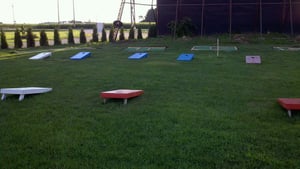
[0, 36, 300, 168]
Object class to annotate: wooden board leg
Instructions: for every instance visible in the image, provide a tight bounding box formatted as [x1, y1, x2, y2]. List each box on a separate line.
[287, 110, 292, 117]
[103, 99, 107, 104]
[1, 94, 6, 101]
[19, 94, 25, 101]
[124, 99, 128, 105]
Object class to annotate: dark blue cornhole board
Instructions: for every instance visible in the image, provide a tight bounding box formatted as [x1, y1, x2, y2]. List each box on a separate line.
[128, 53, 148, 60]
[177, 53, 194, 61]
[70, 52, 91, 60]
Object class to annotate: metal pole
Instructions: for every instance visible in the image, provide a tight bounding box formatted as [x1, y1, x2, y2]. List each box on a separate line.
[173, 0, 179, 39]
[201, 0, 205, 37]
[57, 0, 60, 25]
[289, 0, 294, 35]
[229, 0, 232, 39]
[12, 4, 16, 25]
[72, 0, 76, 27]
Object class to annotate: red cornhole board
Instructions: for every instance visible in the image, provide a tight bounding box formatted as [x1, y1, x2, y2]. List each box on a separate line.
[277, 98, 300, 117]
[100, 89, 144, 104]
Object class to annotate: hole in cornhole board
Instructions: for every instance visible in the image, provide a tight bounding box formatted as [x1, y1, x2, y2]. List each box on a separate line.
[177, 53, 194, 61]
[70, 52, 91, 60]
[277, 98, 300, 117]
[245, 55, 261, 64]
[126, 46, 166, 52]
[0, 87, 52, 101]
[191, 46, 238, 51]
[100, 89, 144, 104]
[29, 52, 52, 60]
[128, 53, 148, 60]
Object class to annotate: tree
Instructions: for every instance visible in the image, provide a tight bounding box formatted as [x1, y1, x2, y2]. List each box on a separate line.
[119, 28, 125, 41]
[91, 27, 98, 42]
[142, 8, 157, 22]
[26, 28, 35, 48]
[14, 29, 23, 48]
[54, 28, 62, 46]
[148, 25, 157, 38]
[39, 30, 49, 46]
[128, 27, 135, 40]
[1, 29, 9, 49]
[79, 29, 87, 44]
[137, 27, 143, 39]
[68, 28, 75, 44]
[108, 27, 114, 42]
[101, 27, 107, 42]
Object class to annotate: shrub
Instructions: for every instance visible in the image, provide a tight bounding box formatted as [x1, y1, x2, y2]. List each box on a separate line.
[26, 28, 35, 48]
[54, 28, 61, 45]
[91, 27, 98, 42]
[128, 27, 135, 40]
[119, 28, 125, 41]
[39, 30, 49, 46]
[148, 25, 157, 38]
[101, 28, 107, 42]
[1, 29, 9, 49]
[108, 27, 114, 42]
[137, 27, 143, 39]
[68, 28, 75, 44]
[14, 29, 23, 48]
[167, 17, 196, 38]
[80, 29, 87, 44]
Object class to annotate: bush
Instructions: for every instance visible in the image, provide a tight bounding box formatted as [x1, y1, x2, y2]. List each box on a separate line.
[119, 28, 125, 41]
[68, 28, 75, 44]
[148, 25, 157, 38]
[14, 29, 23, 48]
[108, 27, 114, 42]
[137, 27, 143, 39]
[167, 17, 196, 38]
[92, 27, 98, 42]
[54, 28, 61, 45]
[39, 30, 49, 46]
[26, 28, 35, 48]
[101, 28, 107, 42]
[80, 29, 87, 44]
[128, 27, 135, 40]
[1, 29, 9, 49]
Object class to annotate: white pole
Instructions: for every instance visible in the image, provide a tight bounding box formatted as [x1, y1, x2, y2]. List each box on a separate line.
[217, 38, 220, 57]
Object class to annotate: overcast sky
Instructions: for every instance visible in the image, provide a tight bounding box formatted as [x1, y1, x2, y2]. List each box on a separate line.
[0, 0, 156, 24]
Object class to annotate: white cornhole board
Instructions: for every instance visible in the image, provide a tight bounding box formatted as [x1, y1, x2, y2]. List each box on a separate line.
[29, 52, 52, 60]
[0, 87, 52, 101]
[245, 55, 261, 64]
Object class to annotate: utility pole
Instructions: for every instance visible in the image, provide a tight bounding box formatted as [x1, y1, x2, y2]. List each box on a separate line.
[57, 0, 60, 25]
[72, 0, 76, 27]
[12, 4, 16, 25]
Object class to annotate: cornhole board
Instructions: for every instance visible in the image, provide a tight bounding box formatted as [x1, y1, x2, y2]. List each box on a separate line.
[273, 46, 300, 51]
[278, 98, 300, 117]
[0, 87, 52, 101]
[191, 46, 238, 51]
[29, 52, 52, 60]
[177, 53, 194, 61]
[70, 52, 91, 60]
[246, 55, 261, 64]
[126, 47, 166, 52]
[128, 53, 148, 60]
[100, 89, 144, 104]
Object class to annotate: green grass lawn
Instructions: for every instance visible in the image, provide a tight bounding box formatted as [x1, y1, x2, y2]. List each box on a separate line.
[0, 36, 300, 169]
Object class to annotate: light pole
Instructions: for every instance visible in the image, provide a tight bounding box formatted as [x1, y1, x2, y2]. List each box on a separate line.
[12, 4, 16, 25]
[57, 0, 60, 25]
[72, 0, 76, 27]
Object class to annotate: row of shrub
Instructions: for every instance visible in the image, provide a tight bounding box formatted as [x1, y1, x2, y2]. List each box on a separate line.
[0, 25, 157, 49]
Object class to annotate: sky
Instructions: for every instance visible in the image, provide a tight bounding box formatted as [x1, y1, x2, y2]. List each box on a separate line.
[0, 0, 156, 24]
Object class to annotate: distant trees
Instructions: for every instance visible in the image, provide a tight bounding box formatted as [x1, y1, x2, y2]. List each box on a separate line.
[91, 27, 98, 42]
[137, 27, 143, 39]
[101, 27, 107, 42]
[54, 28, 62, 45]
[128, 27, 135, 40]
[14, 29, 23, 48]
[79, 29, 87, 44]
[68, 28, 75, 44]
[39, 30, 49, 46]
[148, 25, 157, 38]
[1, 29, 9, 49]
[108, 27, 114, 42]
[119, 28, 125, 41]
[26, 28, 35, 48]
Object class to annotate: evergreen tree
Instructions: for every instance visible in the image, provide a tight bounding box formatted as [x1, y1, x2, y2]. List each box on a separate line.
[137, 27, 143, 39]
[108, 27, 114, 42]
[68, 28, 75, 44]
[101, 28, 107, 42]
[119, 28, 125, 41]
[128, 27, 135, 40]
[79, 29, 87, 44]
[14, 29, 23, 48]
[39, 30, 49, 46]
[54, 28, 62, 46]
[1, 29, 9, 49]
[92, 27, 98, 42]
[148, 25, 157, 38]
[26, 28, 35, 48]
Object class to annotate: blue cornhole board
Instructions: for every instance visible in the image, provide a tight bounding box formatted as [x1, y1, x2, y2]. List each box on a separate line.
[177, 53, 194, 61]
[128, 53, 148, 60]
[70, 52, 91, 60]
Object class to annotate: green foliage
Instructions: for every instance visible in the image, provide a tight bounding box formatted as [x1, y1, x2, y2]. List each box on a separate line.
[39, 30, 49, 47]
[137, 27, 143, 39]
[119, 28, 125, 41]
[68, 28, 75, 44]
[14, 29, 23, 48]
[168, 17, 196, 37]
[108, 27, 114, 42]
[26, 28, 35, 48]
[1, 29, 9, 49]
[128, 27, 135, 40]
[101, 28, 107, 42]
[53, 28, 61, 45]
[91, 27, 98, 42]
[141, 8, 157, 22]
[148, 25, 157, 38]
[79, 29, 87, 44]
